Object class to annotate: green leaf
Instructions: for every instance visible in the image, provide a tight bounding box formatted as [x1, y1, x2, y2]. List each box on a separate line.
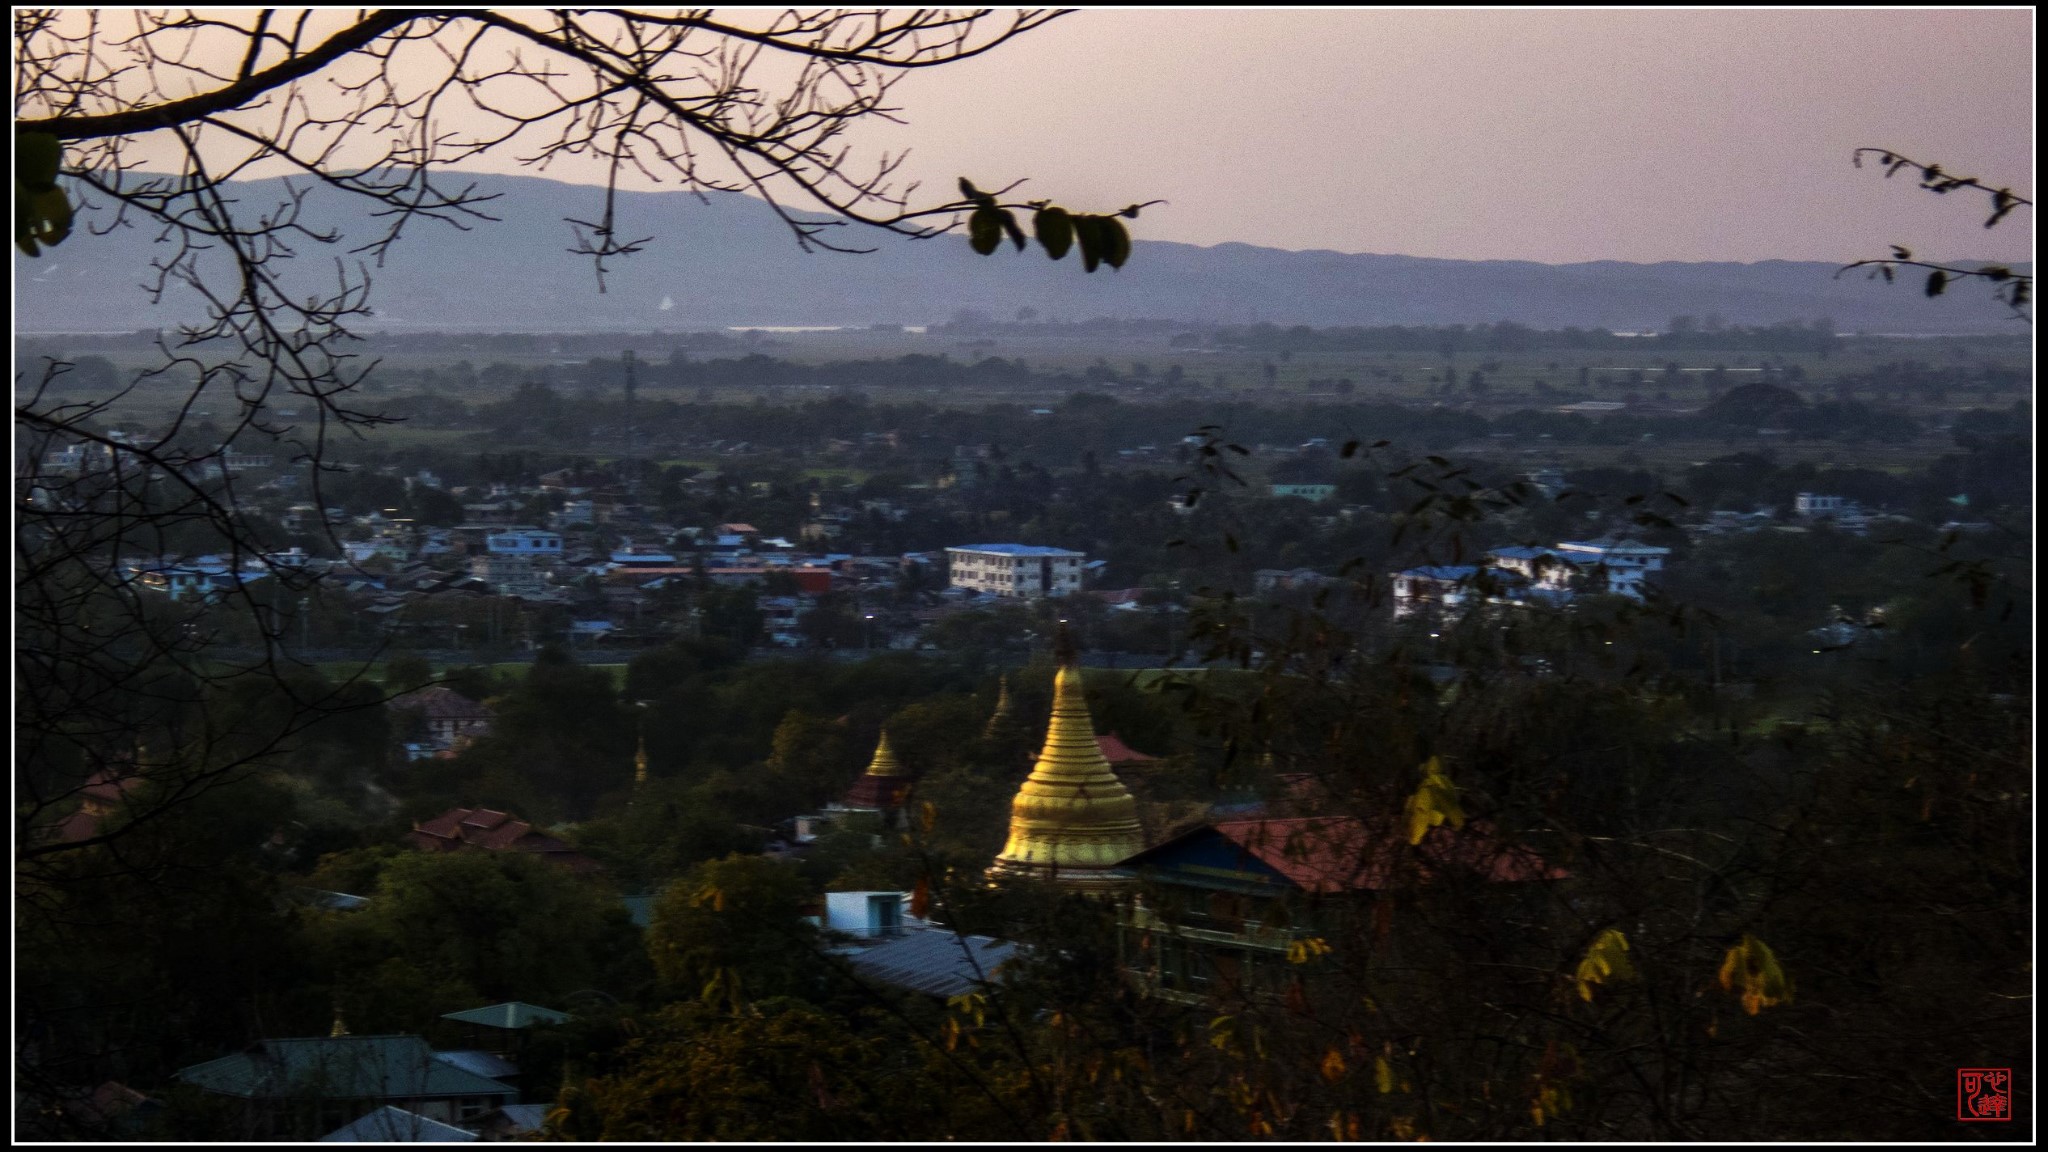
[957, 177, 990, 205]
[1072, 214, 1103, 273]
[1099, 215, 1132, 269]
[1034, 207, 1074, 260]
[1924, 269, 1948, 298]
[968, 206, 1004, 256]
[17, 183, 72, 257]
[16, 132, 62, 190]
[15, 132, 71, 257]
[998, 208, 1026, 253]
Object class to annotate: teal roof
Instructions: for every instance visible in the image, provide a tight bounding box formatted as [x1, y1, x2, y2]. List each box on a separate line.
[176, 1035, 516, 1101]
[439, 1002, 571, 1030]
[321, 1105, 478, 1142]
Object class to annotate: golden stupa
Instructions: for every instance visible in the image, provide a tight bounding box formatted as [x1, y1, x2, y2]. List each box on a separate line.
[840, 729, 912, 811]
[987, 661, 1144, 892]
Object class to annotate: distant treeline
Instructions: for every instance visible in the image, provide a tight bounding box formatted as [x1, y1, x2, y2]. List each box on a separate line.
[1198, 319, 1850, 355]
[369, 381, 2029, 490]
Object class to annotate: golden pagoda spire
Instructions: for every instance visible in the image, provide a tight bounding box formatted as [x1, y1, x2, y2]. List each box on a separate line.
[982, 675, 1016, 740]
[864, 729, 908, 778]
[634, 731, 649, 788]
[330, 1007, 350, 1038]
[987, 653, 1143, 893]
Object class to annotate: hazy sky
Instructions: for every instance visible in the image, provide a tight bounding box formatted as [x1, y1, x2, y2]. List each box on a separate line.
[832, 7, 2035, 265]
[83, 8, 2036, 267]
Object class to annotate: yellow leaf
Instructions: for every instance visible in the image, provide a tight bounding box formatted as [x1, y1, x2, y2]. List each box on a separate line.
[1374, 1055, 1395, 1094]
[1403, 756, 1465, 845]
[1574, 928, 1636, 1001]
[1718, 934, 1793, 1015]
[1286, 935, 1329, 964]
[1321, 1046, 1347, 1082]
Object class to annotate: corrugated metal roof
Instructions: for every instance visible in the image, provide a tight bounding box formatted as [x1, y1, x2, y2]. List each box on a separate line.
[840, 925, 1018, 998]
[432, 1050, 519, 1081]
[176, 1035, 516, 1101]
[320, 1105, 477, 1142]
[439, 1002, 571, 1030]
[948, 544, 1083, 557]
[485, 1103, 549, 1129]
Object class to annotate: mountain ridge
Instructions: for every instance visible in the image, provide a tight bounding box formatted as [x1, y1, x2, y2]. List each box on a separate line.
[15, 172, 2025, 334]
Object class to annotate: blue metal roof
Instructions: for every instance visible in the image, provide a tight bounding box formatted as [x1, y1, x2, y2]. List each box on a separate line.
[949, 544, 1082, 557]
[320, 1105, 477, 1142]
[176, 1035, 516, 1101]
[1396, 565, 1481, 581]
[440, 1002, 572, 1030]
[839, 925, 1019, 997]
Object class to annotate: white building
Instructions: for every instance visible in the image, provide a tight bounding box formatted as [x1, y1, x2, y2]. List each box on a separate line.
[946, 544, 1086, 599]
[1554, 537, 1671, 599]
[1794, 493, 1844, 518]
[471, 527, 562, 596]
[1270, 483, 1338, 502]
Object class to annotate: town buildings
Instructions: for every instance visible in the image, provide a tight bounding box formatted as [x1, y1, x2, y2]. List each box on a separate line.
[1391, 535, 1673, 617]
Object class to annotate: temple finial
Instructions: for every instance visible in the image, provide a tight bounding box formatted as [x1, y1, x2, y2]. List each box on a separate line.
[1053, 620, 1079, 667]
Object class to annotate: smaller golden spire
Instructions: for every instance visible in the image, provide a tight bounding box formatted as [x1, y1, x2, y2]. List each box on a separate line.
[841, 729, 911, 812]
[982, 675, 1016, 740]
[864, 729, 908, 778]
[330, 1007, 350, 1038]
[634, 731, 649, 788]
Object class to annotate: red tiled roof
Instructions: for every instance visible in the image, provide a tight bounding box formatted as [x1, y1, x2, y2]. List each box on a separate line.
[1210, 816, 1565, 894]
[1095, 733, 1158, 765]
[408, 806, 602, 872]
[389, 685, 494, 721]
[49, 769, 147, 843]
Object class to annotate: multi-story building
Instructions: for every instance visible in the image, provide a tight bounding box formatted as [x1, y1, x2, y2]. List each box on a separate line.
[1554, 536, 1671, 599]
[946, 544, 1086, 599]
[471, 528, 562, 597]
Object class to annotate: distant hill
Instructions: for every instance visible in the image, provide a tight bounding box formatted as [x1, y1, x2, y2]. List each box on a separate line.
[14, 173, 2025, 334]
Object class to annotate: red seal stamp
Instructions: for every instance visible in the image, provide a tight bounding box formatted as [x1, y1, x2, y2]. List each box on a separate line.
[1957, 1068, 2011, 1122]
